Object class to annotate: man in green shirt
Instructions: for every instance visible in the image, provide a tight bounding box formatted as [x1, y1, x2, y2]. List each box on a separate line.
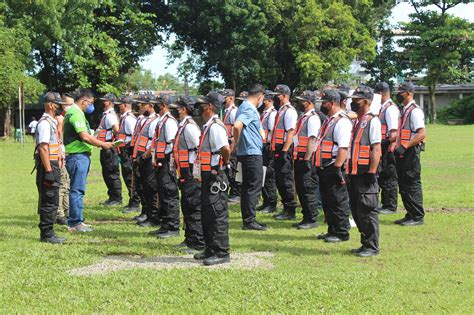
[63, 89, 113, 232]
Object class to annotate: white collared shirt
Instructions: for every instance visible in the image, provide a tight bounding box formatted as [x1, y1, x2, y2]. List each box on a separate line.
[331, 109, 353, 154]
[404, 100, 425, 134]
[36, 113, 58, 144]
[203, 114, 228, 166]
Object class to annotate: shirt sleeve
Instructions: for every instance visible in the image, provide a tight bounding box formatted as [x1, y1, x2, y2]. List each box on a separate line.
[385, 105, 400, 131]
[268, 111, 277, 131]
[185, 124, 201, 148]
[369, 117, 382, 145]
[210, 124, 229, 152]
[236, 105, 253, 127]
[36, 120, 51, 144]
[105, 113, 119, 129]
[410, 108, 425, 131]
[166, 120, 178, 142]
[70, 112, 88, 134]
[230, 108, 237, 124]
[125, 117, 136, 135]
[307, 115, 321, 138]
[284, 108, 297, 131]
[334, 118, 352, 148]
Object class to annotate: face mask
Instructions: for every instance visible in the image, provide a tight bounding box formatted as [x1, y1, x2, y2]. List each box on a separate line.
[273, 96, 280, 108]
[54, 106, 63, 117]
[351, 101, 362, 113]
[86, 103, 95, 114]
[257, 99, 264, 109]
[143, 110, 150, 116]
[396, 93, 405, 103]
[320, 104, 330, 115]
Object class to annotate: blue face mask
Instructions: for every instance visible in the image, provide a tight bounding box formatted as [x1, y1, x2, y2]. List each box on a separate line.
[85, 103, 95, 114]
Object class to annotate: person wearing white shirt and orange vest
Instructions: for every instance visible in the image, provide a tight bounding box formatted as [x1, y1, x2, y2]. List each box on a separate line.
[130, 102, 147, 222]
[34, 92, 68, 244]
[257, 90, 278, 213]
[314, 90, 352, 243]
[394, 82, 426, 226]
[347, 86, 382, 257]
[171, 96, 205, 253]
[269, 84, 299, 221]
[96, 93, 122, 206]
[293, 91, 323, 230]
[114, 95, 140, 213]
[374, 82, 400, 215]
[193, 92, 231, 266]
[150, 94, 180, 239]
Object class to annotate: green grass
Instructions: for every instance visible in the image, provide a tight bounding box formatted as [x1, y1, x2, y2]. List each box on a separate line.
[0, 125, 473, 313]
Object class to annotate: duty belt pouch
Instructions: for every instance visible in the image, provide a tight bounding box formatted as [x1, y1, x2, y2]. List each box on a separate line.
[420, 142, 425, 152]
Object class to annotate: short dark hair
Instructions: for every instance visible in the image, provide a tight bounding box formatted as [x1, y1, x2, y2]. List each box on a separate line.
[75, 89, 95, 102]
[248, 84, 265, 96]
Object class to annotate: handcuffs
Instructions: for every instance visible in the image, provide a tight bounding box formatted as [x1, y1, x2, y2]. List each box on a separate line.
[210, 168, 228, 194]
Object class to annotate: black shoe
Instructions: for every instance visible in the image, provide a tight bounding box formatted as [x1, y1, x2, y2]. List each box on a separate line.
[133, 214, 147, 222]
[123, 205, 140, 213]
[400, 219, 424, 226]
[228, 196, 240, 204]
[350, 246, 364, 254]
[56, 217, 67, 225]
[260, 205, 277, 213]
[102, 199, 122, 207]
[324, 236, 349, 243]
[297, 222, 318, 230]
[357, 249, 379, 257]
[380, 208, 397, 215]
[157, 230, 179, 239]
[292, 221, 305, 227]
[273, 213, 296, 220]
[203, 255, 231, 266]
[394, 217, 410, 225]
[194, 250, 213, 261]
[316, 233, 330, 240]
[256, 204, 267, 211]
[40, 235, 66, 244]
[174, 241, 188, 248]
[148, 228, 168, 236]
[136, 220, 160, 227]
[242, 222, 267, 231]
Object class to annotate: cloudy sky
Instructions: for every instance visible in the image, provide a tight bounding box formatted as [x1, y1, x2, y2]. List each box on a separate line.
[140, 2, 474, 78]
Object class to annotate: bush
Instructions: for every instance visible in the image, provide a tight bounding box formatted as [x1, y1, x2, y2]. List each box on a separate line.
[437, 95, 474, 124]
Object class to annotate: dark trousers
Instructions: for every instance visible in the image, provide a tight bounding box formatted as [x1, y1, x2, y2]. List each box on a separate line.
[100, 147, 122, 202]
[226, 152, 241, 197]
[238, 155, 263, 225]
[318, 166, 350, 239]
[261, 144, 277, 206]
[178, 167, 204, 249]
[119, 146, 140, 207]
[138, 157, 160, 222]
[36, 161, 60, 238]
[273, 146, 298, 215]
[349, 174, 380, 251]
[379, 145, 398, 211]
[155, 155, 180, 231]
[133, 158, 146, 214]
[201, 170, 229, 257]
[396, 147, 424, 221]
[294, 160, 320, 223]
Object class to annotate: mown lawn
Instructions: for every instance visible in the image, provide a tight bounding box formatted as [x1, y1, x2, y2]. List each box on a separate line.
[0, 124, 472, 313]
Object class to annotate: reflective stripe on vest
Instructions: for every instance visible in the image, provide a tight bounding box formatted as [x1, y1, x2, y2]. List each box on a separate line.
[96, 111, 115, 142]
[132, 115, 158, 158]
[35, 116, 62, 161]
[348, 113, 374, 175]
[223, 106, 236, 139]
[270, 105, 290, 151]
[131, 116, 145, 147]
[173, 118, 198, 178]
[117, 112, 136, 147]
[379, 100, 396, 141]
[293, 111, 317, 160]
[313, 114, 346, 167]
[261, 108, 276, 144]
[197, 118, 224, 172]
[152, 114, 177, 161]
[397, 103, 417, 148]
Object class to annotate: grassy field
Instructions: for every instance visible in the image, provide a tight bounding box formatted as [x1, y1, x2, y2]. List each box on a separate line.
[0, 124, 472, 313]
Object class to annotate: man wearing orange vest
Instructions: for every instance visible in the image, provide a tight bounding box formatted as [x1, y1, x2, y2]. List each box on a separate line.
[194, 92, 231, 266]
[314, 90, 352, 243]
[347, 86, 382, 257]
[269, 84, 299, 221]
[170, 96, 205, 252]
[96, 93, 122, 206]
[394, 82, 426, 226]
[220, 89, 241, 204]
[293, 91, 322, 229]
[34, 92, 68, 243]
[257, 90, 278, 213]
[133, 95, 161, 227]
[150, 95, 180, 238]
[114, 96, 140, 213]
[374, 82, 400, 215]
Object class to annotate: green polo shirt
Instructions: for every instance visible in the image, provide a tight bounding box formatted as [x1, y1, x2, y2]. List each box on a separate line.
[64, 104, 93, 154]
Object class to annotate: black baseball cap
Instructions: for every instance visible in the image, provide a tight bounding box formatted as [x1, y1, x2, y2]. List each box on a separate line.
[220, 89, 235, 97]
[135, 94, 153, 104]
[295, 90, 319, 104]
[62, 92, 75, 99]
[196, 92, 225, 109]
[236, 91, 248, 101]
[155, 94, 172, 106]
[397, 82, 415, 93]
[348, 85, 374, 100]
[114, 95, 134, 105]
[270, 84, 291, 96]
[264, 90, 274, 101]
[374, 82, 390, 93]
[99, 93, 117, 102]
[320, 90, 341, 103]
[171, 95, 196, 113]
[43, 92, 67, 105]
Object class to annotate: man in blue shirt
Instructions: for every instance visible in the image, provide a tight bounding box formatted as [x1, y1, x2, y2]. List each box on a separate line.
[233, 84, 267, 231]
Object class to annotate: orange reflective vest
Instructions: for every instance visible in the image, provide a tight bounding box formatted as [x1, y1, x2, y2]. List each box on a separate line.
[348, 113, 376, 175]
[270, 104, 294, 151]
[313, 112, 350, 167]
[116, 111, 136, 147]
[260, 107, 276, 144]
[379, 100, 397, 141]
[96, 110, 116, 142]
[197, 117, 225, 172]
[35, 115, 62, 162]
[152, 113, 177, 161]
[132, 114, 158, 158]
[397, 102, 419, 148]
[293, 110, 318, 160]
[173, 117, 198, 178]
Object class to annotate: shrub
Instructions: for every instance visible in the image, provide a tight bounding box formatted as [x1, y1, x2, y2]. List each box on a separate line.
[437, 95, 474, 124]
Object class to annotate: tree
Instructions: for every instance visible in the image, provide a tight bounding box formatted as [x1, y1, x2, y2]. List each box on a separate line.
[399, 11, 474, 122]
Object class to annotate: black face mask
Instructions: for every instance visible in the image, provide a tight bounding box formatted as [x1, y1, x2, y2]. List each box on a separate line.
[143, 110, 150, 116]
[320, 104, 330, 115]
[396, 93, 405, 104]
[54, 106, 63, 117]
[351, 101, 362, 113]
[273, 96, 281, 109]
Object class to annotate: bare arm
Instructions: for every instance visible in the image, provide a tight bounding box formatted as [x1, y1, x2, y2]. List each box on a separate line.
[388, 129, 397, 152]
[221, 144, 231, 165]
[304, 136, 317, 161]
[38, 143, 52, 172]
[405, 128, 426, 149]
[282, 129, 295, 152]
[112, 122, 119, 135]
[79, 131, 113, 149]
[233, 121, 243, 151]
[334, 148, 348, 168]
[369, 143, 381, 173]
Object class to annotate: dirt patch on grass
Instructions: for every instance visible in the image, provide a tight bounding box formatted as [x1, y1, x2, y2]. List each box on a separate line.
[90, 218, 131, 225]
[68, 252, 274, 276]
[425, 207, 473, 213]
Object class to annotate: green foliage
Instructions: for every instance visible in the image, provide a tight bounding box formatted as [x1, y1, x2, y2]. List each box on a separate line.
[437, 95, 474, 124]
